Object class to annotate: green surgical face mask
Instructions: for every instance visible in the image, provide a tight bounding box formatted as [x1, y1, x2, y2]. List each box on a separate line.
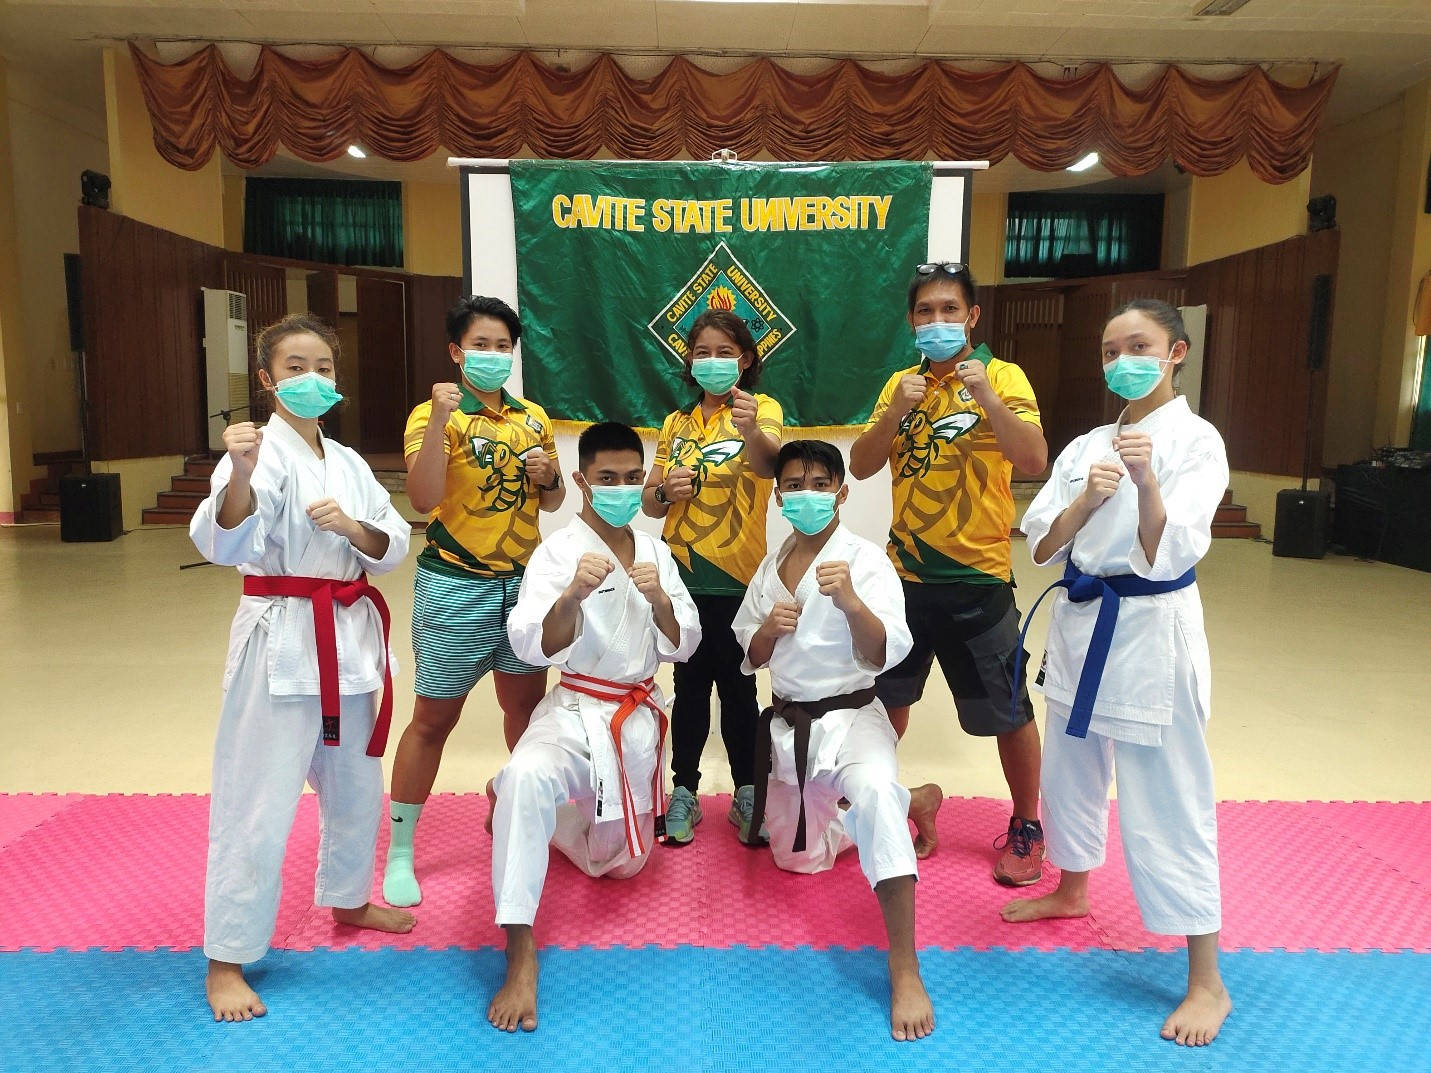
[780, 490, 838, 536]
[589, 484, 644, 528]
[463, 349, 513, 392]
[273, 370, 343, 418]
[690, 357, 741, 395]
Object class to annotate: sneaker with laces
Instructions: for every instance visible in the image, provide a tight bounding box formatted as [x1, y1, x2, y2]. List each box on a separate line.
[728, 784, 769, 845]
[993, 816, 1046, 886]
[664, 786, 702, 845]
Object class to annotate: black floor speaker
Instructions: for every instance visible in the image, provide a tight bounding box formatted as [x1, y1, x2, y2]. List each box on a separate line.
[1272, 488, 1330, 559]
[59, 472, 123, 542]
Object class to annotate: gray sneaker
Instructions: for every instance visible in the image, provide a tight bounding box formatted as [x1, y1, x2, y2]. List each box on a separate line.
[728, 784, 769, 845]
[664, 786, 702, 845]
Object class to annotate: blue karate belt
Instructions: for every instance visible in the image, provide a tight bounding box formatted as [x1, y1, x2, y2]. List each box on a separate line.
[1012, 560, 1196, 739]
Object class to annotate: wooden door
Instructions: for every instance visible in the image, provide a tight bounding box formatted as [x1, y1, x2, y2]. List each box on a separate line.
[355, 276, 409, 456]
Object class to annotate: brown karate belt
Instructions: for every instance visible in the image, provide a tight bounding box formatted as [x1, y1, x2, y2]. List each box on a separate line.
[745, 686, 877, 852]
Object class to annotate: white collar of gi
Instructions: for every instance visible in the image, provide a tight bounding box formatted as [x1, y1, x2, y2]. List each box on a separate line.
[775, 522, 855, 601]
[264, 409, 326, 458]
[1115, 393, 1189, 437]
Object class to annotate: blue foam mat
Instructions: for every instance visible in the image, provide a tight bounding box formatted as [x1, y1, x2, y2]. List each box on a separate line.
[2, 947, 1425, 1072]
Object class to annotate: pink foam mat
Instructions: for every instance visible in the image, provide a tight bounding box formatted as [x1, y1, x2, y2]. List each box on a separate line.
[0, 794, 79, 852]
[2, 793, 1428, 954]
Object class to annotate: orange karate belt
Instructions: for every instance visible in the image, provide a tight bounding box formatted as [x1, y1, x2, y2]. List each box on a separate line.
[242, 573, 393, 757]
[559, 670, 670, 856]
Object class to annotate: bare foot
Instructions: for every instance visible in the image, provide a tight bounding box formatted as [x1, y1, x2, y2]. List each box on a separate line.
[206, 960, 267, 1022]
[332, 902, 417, 934]
[485, 778, 497, 836]
[1001, 887, 1089, 923]
[907, 783, 943, 859]
[488, 927, 539, 1032]
[1161, 983, 1232, 1046]
[889, 960, 935, 1042]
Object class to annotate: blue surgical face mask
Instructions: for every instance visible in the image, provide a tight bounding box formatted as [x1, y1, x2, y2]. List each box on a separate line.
[780, 490, 838, 536]
[273, 370, 343, 419]
[463, 349, 513, 392]
[690, 357, 742, 395]
[1103, 354, 1170, 401]
[588, 484, 644, 528]
[914, 320, 967, 361]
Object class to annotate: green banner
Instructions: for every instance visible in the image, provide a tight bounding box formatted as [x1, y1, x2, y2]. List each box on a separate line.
[509, 160, 933, 428]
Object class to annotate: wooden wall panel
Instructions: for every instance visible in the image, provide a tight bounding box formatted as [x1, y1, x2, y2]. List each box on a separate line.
[79, 206, 222, 460]
[356, 276, 409, 455]
[223, 255, 289, 426]
[406, 274, 464, 408]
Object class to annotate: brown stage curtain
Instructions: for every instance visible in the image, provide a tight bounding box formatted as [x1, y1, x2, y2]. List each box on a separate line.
[130, 44, 1335, 183]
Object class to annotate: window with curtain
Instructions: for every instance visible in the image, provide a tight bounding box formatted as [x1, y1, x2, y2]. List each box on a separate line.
[1004, 192, 1164, 279]
[243, 178, 403, 267]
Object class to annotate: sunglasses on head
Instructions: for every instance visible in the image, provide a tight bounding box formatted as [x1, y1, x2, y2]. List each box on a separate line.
[915, 262, 969, 276]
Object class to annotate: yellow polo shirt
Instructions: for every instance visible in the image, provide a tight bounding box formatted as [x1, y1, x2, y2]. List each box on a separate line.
[403, 387, 560, 578]
[654, 394, 784, 595]
[867, 344, 1041, 584]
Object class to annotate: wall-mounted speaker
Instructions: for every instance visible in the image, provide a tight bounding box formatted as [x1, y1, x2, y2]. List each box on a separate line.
[80, 170, 110, 209]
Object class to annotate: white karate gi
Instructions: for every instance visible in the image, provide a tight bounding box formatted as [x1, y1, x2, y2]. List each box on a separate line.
[1021, 395, 1228, 935]
[492, 517, 701, 927]
[731, 523, 918, 888]
[190, 413, 411, 963]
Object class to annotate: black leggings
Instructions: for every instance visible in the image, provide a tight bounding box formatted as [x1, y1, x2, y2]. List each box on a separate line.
[670, 593, 759, 792]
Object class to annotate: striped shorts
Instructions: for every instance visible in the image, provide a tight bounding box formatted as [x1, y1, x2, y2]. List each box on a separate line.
[410, 566, 541, 699]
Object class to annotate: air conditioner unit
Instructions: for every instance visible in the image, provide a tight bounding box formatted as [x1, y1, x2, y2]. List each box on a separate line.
[202, 288, 250, 451]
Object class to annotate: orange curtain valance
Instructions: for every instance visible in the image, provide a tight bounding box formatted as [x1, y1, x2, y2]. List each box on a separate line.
[130, 43, 1336, 183]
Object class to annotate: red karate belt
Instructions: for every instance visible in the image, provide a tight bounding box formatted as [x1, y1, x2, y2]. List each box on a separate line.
[558, 670, 670, 856]
[242, 573, 394, 758]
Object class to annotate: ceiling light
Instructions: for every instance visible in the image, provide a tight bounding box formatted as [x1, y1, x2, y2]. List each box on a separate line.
[347, 145, 367, 159]
[1066, 152, 1099, 173]
[1193, 0, 1254, 15]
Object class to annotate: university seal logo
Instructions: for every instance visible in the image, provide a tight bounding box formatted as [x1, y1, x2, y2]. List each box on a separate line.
[648, 241, 796, 365]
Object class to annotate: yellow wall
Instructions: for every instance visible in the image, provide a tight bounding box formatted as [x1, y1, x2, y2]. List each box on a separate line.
[1376, 77, 1431, 448]
[968, 190, 1007, 285]
[1161, 181, 1191, 270]
[1186, 159, 1310, 265]
[1310, 101, 1404, 465]
[6, 67, 109, 458]
[103, 47, 224, 247]
[0, 59, 35, 519]
[402, 180, 463, 277]
[91, 455, 185, 531]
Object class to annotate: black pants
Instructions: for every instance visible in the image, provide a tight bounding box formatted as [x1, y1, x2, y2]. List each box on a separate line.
[670, 593, 759, 792]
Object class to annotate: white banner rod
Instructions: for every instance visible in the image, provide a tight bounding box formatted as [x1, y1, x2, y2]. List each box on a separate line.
[447, 157, 990, 171]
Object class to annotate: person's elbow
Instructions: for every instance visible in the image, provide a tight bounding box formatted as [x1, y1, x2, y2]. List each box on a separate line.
[848, 440, 882, 481]
[1012, 434, 1048, 476]
[407, 485, 438, 515]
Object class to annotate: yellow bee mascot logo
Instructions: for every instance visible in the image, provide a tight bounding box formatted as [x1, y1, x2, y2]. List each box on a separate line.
[896, 410, 980, 479]
[463, 437, 541, 515]
[669, 436, 744, 495]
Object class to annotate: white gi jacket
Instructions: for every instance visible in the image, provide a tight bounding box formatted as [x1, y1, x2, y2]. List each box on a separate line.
[1020, 395, 1229, 745]
[731, 523, 913, 785]
[507, 516, 701, 818]
[189, 412, 411, 697]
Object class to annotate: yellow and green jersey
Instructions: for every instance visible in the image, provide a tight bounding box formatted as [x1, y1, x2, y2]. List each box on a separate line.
[403, 387, 560, 579]
[867, 344, 1041, 585]
[654, 394, 784, 595]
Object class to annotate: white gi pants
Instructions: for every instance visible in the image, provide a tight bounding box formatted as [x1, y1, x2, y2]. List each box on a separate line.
[1040, 655, 1221, 935]
[765, 707, 918, 889]
[205, 628, 384, 963]
[491, 697, 654, 927]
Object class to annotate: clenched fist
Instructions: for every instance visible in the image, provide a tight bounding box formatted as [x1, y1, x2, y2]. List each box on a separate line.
[628, 562, 667, 606]
[524, 447, 556, 489]
[815, 561, 861, 614]
[1081, 461, 1125, 508]
[762, 600, 801, 640]
[663, 466, 696, 503]
[223, 421, 263, 480]
[307, 498, 361, 542]
[566, 553, 615, 603]
[1112, 431, 1154, 488]
[730, 387, 759, 438]
[891, 374, 928, 420]
[431, 381, 463, 419]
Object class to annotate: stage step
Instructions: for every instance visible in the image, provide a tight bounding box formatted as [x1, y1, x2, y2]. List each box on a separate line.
[140, 509, 196, 526]
[1212, 520, 1262, 539]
